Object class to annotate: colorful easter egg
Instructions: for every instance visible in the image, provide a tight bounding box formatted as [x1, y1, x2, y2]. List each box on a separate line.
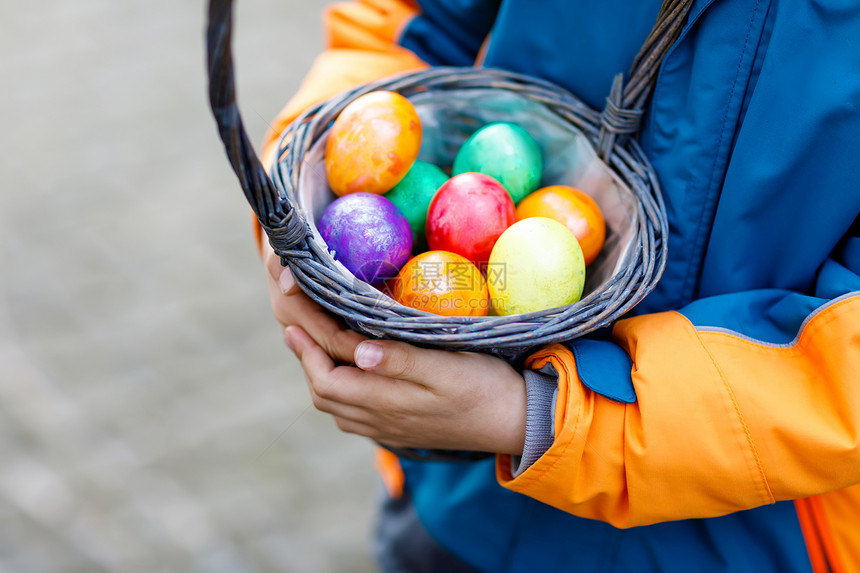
[325, 91, 422, 196]
[516, 185, 606, 265]
[426, 172, 516, 266]
[384, 161, 449, 250]
[392, 251, 489, 317]
[318, 192, 412, 285]
[452, 122, 542, 204]
[488, 217, 585, 315]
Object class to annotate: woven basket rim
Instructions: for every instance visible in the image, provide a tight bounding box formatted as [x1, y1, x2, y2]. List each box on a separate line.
[262, 67, 668, 354]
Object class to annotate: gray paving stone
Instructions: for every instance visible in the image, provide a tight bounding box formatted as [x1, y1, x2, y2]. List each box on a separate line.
[0, 1, 379, 571]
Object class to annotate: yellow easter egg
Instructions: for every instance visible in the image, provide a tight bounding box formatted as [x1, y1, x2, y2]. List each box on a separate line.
[488, 217, 585, 315]
[325, 91, 422, 196]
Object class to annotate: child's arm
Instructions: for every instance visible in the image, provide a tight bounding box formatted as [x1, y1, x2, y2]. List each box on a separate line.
[257, 0, 498, 168]
[496, 224, 860, 528]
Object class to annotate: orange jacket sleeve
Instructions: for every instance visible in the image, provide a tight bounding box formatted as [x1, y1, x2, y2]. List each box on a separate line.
[259, 0, 429, 168]
[497, 285, 860, 528]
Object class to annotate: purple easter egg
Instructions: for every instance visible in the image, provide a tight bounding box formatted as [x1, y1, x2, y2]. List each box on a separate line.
[318, 192, 413, 285]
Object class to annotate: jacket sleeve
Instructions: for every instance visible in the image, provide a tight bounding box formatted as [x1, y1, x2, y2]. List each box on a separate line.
[259, 0, 500, 166]
[259, 0, 429, 169]
[497, 224, 860, 528]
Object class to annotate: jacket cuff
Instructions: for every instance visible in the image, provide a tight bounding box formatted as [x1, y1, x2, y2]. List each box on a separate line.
[502, 340, 636, 478]
[496, 344, 578, 480]
[497, 343, 581, 477]
[510, 367, 558, 476]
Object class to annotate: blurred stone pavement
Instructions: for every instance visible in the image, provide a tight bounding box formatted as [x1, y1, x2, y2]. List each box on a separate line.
[0, 1, 379, 571]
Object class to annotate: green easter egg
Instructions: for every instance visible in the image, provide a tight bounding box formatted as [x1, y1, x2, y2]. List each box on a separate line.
[453, 122, 542, 205]
[384, 161, 449, 250]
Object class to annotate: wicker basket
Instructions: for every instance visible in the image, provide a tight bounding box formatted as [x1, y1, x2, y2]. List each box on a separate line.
[207, 0, 689, 362]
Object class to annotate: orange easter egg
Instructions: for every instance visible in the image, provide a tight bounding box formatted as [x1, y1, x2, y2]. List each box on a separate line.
[515, 185, 606, 265]
[325, 91, 422, 196]
[391, 251, 489, 317]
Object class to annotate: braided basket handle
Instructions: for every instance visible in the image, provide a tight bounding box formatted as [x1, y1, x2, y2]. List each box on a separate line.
[207, 0, 307, 256]
[597, 0, 693, 158]
[207, 0, 690, 247]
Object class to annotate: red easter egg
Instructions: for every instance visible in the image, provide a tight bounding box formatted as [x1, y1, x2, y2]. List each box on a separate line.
[426, 173, 516, 266]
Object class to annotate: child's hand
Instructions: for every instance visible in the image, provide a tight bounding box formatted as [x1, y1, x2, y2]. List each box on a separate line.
[285, 324, 527, 456]
[264, 242, 366, 364]
[264, 241, 526, 454]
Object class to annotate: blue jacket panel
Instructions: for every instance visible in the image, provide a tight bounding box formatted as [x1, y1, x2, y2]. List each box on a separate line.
[400, 458, 812, 572]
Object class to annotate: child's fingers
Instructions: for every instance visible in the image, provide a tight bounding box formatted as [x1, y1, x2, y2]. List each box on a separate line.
[287, 325, 334, 374]
[288, 326, 416, 418]
[265, 248, 302, 296]
[353, 338, 461, 387]
[331, 416, 387, 442]
[272, 273, 366, 364]
[288, 326, 369, 419]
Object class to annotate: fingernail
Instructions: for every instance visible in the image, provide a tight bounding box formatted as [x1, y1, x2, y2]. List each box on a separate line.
[355, 342, 383, 369]
[278, 267, 295, 294]
[284, 326, 297, 353]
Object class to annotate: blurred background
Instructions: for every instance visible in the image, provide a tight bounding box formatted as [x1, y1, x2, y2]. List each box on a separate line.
[0, 1, 380, 571]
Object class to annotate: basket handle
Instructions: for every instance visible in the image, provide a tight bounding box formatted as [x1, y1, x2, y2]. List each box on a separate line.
[597, 0, 693, 158]
[207, 0, 307, 256]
